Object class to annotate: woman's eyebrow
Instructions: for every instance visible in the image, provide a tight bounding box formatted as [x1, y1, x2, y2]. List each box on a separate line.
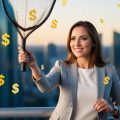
[71, 35, 88, 38]
[79, 35, 88, 37]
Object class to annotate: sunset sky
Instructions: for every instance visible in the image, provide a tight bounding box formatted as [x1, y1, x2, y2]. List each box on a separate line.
[16, 0, 120, 46]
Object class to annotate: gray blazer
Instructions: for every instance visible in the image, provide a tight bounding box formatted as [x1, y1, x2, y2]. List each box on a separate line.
[34, 60, 120, 120]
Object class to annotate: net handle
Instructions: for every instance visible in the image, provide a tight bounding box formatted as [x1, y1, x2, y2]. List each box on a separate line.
[1, 0, 56, 72]
[21, 38, 26, 72]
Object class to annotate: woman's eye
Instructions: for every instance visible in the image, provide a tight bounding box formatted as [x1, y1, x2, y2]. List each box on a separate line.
[71, 37, 75, 40]
[82, 37, 87, 40]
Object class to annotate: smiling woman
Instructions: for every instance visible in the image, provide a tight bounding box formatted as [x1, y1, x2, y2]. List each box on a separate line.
[18, 21, 120, 120]
[65, 21, 105, 68]
[70, 26, 94, 64]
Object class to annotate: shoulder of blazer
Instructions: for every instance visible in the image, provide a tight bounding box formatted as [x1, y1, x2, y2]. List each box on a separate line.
[55, 60, 68, 68]
[104, 63, 115, 77]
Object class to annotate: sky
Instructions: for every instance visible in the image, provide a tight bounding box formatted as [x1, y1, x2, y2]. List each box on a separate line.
[11, 0, 120, 46]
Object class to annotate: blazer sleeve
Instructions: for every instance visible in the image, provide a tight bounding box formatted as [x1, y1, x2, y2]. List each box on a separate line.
[110, 65, 120, 118]
[33, 60, 61, 93]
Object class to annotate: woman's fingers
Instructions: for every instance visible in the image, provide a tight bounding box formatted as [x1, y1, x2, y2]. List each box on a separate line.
[94, 102, 105, 111]
[18, 47, 32, 57]
[18, 47, 36, 67]
[93, 99, 110, 112]
[98, 106, 107, 112]
[18, 47, 30, 63]
[94, 99, 104, 106]
[18, 54, 30, 63]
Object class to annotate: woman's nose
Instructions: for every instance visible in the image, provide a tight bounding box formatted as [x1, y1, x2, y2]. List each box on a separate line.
[75, 39, 81, 47]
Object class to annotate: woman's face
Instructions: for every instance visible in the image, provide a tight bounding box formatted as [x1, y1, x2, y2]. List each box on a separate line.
[70, 26, 94, 58]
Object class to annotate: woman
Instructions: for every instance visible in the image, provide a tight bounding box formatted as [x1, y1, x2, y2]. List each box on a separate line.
[18, 21, 120, 120]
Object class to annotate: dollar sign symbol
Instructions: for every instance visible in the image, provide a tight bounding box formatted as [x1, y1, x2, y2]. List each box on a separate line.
[2, 33, 10, 47]
[61, 0, 68, 6]
[103, 76, 110, 85]
[0, 74, 5, 86]
[117, 3, 120, 8]
[29, 9, 37, 21]
[100, 19, 104, 24]
[51, 19, 58, 28]
[12, 83, 19, 94]
[41, 65, 44, 70]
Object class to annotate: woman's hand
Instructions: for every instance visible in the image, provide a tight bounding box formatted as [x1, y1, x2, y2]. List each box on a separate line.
[18, 47, 36, 68]
[18, 47, 41, 80]
[93, 99, 113, 113]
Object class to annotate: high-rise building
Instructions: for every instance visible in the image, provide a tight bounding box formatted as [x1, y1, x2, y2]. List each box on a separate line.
[113, 32, 120, 77]
[0, 2, 23, 107]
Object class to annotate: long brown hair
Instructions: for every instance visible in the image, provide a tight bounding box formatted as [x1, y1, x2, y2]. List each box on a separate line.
[65, 21, 106, 67]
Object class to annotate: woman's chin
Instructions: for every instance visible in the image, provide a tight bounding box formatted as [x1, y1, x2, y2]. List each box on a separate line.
[75, 54, 84, 58]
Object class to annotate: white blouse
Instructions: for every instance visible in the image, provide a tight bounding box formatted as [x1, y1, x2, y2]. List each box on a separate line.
[72, 67, 98, 120]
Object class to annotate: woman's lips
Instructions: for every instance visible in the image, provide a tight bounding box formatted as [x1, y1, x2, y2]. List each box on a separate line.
[74, 48, 84, 52]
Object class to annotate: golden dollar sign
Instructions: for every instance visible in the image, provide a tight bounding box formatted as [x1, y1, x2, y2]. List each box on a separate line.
[103, 77, 110, 85]
[12, 83, 19, 94]
[117, 3, 120, 8]
[100, 19, 104, 24]
[51, 19, 58, 28]
[0, 74, 5, 86]
[41, 65, 44, 70]
[2, 33, 10, 47]
[29, 9, 37, 21]
[61, 0, 68, 6]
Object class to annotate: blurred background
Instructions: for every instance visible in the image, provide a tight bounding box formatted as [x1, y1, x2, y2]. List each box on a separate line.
[0, 0, 120, 120]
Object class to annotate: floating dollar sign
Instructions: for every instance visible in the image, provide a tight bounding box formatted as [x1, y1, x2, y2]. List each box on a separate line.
[51, 19, 58, 28]
[117, 3, 120, 8]
[12, 83, 19, 94]
[0, 74, 5, 86]
[61, 0, 68, 6]
[100, 19, 104, 24]
[2, 33, 10, 47]
[29, 9, 37, 21]
[103, 76, 110, 85]
[41, 65, 44, 70]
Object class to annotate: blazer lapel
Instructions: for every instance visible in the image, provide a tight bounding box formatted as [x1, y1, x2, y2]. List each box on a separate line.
[96, 66, 105, 99]
[67, 62, 79, 106]
[67, 63, 106, 105]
